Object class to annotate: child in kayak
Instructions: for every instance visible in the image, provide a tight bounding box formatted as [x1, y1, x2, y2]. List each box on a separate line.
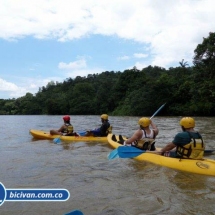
[84, 114, 112, 137]
[50, 115, 79, 136]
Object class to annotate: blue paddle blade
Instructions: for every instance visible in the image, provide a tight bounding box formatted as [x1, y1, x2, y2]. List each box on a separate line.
[64, 210, 84, 215]
[53, 137, 61, 144]
[108, 148, 119, 160]
[78, 131, 87, 136]
[117, 146, 145, 158]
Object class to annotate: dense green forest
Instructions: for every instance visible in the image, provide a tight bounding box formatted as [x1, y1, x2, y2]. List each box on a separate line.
[0, 32, 214, 116]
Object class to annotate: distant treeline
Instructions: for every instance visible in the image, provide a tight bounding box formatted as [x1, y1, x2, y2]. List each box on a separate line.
[0, 32, 215, 116]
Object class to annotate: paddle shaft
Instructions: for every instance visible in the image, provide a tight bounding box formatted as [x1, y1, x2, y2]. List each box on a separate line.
[150, 103, 166, 119]
[204, 149, 215, 155]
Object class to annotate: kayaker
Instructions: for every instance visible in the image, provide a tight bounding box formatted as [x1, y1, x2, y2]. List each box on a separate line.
[119, 117, 159, 151]
[160, 117, 205, 159]
[50, 115, 79, 136]
[85, 114, 111, 137]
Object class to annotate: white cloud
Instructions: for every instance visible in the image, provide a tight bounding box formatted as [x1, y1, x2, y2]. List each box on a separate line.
[1, 1, 214, 42]
[66, 68, 104, 78]
[117, 56, 130, 60]
[1, 0, 215, 68]
[58, 58, 103, 78]
[0, 78, 21, 92]
[58, 59, 87, 70]
[133, 53, 148, 58]
[133, 62, 149, 70]
[0, 78, 29, 98]
[0, 76, 63, 99]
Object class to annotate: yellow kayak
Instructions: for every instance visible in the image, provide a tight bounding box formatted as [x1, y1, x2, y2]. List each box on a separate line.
[107, 134, 215, 176]
[30, 129, 108, 142]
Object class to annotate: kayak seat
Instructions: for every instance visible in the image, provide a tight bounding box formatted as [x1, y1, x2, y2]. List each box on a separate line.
[150, 142, 156, 151]
[112, 134, 117, 141]
[118, 134, 125, 145]
[119, 135, 124, 142]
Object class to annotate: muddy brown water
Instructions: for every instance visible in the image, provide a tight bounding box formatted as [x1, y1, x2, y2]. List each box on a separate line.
[0, 115, 215, 215]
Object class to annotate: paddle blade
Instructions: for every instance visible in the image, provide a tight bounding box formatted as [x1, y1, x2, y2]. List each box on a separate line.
[53, 137, 61, 144]
[108, 148, 119, 160]
[117, 146, 145, 158]
[64, 210, 84, 215]
[78, 131, 87, 136]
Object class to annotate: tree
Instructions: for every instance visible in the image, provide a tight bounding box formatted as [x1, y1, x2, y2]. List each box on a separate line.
[179, 59, 189, 67]
[68, 83, 96, 114]
[192, 32, 215, 115]
[193, 32, 215, 78]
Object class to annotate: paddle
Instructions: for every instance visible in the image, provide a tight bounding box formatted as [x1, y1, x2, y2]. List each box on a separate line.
[204, 149, 215, 155]
[53, 135, 62, 144]
[117, 146, 146, 158]
[108, 148, 120, 160]
[109, 145, 159, 160]
[111, 146, 215, 159]
[78, 131, 87, 136]
[150, 103, 166, 119]
[53, 130, 88, 143]
[64, 210, 84, 215]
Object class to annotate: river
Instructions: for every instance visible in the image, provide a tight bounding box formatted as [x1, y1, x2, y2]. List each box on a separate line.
[0, 115, 215, 215]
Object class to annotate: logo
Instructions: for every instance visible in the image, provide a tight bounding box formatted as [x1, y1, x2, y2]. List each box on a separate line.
[0, 182, 70, 207]
[0, 182, 6, 206]
[196, 161, 209, 169]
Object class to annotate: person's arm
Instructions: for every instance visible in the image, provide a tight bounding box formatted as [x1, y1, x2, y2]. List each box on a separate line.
[50, 125, 65, 135]
[124, 130, 142, 145]
[160, 142, 176, 154]
[57, 125, 65, 133]
[150, 120, 159, 136]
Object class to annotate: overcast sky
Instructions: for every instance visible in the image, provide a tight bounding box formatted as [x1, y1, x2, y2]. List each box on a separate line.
[0, 0, 214, 99]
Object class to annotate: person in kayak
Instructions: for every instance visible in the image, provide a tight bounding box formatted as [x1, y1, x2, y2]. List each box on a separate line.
[118, 117, 159, 151]
[160, 117, 205, 159]
[85, 114, 111, 137]
[50, 115, 79, 136]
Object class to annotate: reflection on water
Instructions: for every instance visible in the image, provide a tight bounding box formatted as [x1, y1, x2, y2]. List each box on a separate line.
[0, 115, 215, 215]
